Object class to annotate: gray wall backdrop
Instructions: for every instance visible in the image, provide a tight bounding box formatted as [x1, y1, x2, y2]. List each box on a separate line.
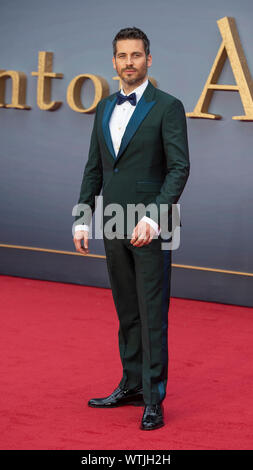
[0, 0, 252, 306]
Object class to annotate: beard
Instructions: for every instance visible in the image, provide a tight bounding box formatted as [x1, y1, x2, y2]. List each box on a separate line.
[117, 62, 148, 87]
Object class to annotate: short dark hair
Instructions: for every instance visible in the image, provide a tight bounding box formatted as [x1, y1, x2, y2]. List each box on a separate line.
[112, 27, 150, 57]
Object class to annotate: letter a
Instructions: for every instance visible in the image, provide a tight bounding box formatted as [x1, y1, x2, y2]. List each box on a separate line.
[187, 16, 253, 120]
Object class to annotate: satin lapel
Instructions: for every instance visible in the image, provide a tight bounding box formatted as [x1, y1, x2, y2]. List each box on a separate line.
[116, 94, 156, 161]
[102, 96, 117, 160]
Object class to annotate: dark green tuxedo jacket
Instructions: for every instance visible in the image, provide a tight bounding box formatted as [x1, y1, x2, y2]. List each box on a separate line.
[75, 80, 190, 236]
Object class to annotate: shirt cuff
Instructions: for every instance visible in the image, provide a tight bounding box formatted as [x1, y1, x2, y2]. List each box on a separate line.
[75, 224, 90, 232]
[141, 216, 161, 235]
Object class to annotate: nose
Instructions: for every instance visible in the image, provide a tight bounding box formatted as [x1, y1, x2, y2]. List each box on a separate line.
[125, 55, 134, 66]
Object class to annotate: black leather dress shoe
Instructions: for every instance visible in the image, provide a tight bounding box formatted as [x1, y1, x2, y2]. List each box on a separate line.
[88, 385, 144, 408]
[140, 404, 164, 430]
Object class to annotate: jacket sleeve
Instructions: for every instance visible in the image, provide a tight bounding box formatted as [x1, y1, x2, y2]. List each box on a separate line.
[146, 98, 190, 229]
[74, 103, 103, 227]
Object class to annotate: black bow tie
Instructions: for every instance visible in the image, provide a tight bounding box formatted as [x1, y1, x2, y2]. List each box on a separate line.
[116, 91, 137, 106]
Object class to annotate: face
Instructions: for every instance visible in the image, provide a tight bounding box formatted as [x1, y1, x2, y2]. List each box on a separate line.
[112, 39, 152, 87]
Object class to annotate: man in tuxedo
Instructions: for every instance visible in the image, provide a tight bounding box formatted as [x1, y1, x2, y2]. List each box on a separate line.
[73, 27, 190, 430]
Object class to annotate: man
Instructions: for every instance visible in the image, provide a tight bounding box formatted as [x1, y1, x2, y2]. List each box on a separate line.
[73, 27, 190, 430]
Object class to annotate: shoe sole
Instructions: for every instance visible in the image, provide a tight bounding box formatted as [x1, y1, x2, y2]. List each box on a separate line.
[88, 399, 144, 408]
[140, 422, 165, 431]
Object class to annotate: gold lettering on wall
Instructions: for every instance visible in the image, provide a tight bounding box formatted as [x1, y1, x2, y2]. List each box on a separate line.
[31, 51, 63, 111]
[1, 16, 252, 120]
[187, 16, 253, 120]
[0, 70, 31, 109]
[66, 74, 109, 113]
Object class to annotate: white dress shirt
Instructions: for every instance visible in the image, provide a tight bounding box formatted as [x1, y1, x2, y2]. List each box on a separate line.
[75, 78, 160, 236]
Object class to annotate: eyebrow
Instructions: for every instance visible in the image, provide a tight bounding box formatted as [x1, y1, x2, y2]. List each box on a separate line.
[117, 51, 143, 55]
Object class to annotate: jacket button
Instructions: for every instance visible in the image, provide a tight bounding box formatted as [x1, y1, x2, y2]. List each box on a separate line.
[114, 168, 119, 173]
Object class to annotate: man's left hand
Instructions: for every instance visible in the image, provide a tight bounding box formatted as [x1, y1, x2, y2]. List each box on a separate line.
[130, 220, 156, 247]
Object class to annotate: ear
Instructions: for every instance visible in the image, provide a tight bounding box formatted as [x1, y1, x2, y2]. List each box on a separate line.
[147, 54, 152, 68]
[112, 56, 116, 70]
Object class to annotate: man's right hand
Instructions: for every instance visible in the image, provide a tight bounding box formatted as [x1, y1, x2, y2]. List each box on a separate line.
[73, 230, 89, 255]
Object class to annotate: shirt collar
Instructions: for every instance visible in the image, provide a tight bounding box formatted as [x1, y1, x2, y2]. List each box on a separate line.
[120, 78, 149, 103]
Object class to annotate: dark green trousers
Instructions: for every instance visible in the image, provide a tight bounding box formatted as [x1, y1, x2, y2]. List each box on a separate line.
[103, 233, 172, 405]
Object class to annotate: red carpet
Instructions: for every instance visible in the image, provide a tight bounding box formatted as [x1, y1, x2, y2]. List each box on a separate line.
[0, 274, 252, 450]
